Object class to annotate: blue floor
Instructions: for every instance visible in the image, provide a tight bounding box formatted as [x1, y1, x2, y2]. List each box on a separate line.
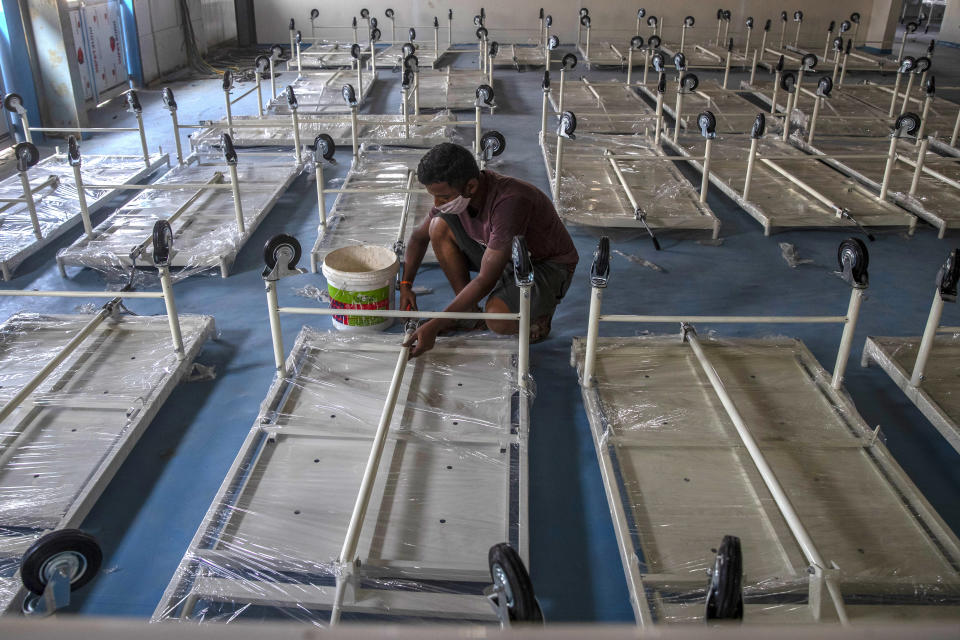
[2, 40, 960, 622]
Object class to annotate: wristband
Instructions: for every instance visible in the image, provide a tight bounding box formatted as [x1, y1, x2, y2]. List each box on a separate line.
[399, 280, 414, 288]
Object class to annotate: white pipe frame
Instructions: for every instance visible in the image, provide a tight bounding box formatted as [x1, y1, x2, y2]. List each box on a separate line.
[581, 266, 867, 624]
[910, 285, 950, 387]
[0, 285, 184, 432]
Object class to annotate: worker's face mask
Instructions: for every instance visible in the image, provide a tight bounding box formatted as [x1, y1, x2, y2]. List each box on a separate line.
[436, 194, 470, 215]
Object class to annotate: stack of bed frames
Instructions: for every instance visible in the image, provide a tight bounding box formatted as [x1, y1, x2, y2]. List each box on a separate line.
[0, 3, 958, 633]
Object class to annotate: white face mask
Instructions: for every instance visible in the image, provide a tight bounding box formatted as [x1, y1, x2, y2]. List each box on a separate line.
[436, 194, 470, 215]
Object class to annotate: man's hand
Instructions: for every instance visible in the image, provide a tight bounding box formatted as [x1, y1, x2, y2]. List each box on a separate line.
[399, 285, 418, 312]
[404, 321, 438, 358]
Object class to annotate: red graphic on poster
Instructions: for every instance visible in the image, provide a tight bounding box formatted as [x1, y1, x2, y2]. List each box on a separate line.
[110, 36, 116, 51]
[78, 47, 84, 64]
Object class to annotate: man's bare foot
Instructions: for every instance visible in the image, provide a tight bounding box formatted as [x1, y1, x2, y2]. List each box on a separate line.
[530, 315, 552, 343]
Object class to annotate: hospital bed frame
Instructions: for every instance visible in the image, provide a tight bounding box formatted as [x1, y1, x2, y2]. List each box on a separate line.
[176, 82, 486, 162]
[662, 107, 918, 236]
[55, 134, 300, 279]
[542, 108, 720, 241]
[0, 92, 169, 280]
[152, 234, 539, 625]
[572, 236, 960, 625]
[0, 226, 214, 617]
[862, 248, 960, 454]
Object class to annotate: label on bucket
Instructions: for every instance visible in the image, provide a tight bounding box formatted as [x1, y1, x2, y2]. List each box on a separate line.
[328, 285, 390, 326]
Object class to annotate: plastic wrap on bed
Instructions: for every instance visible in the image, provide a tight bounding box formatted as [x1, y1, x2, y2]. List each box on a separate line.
[0, 153, 165, 280]
[55, 152, 301, 281]
[572, 334, 960, 624]
[667, 132, 915, 231]
[542, 132, 717, 231]
[548, 80, 655, 134]
[190, 114, 457, 151]
[411, 70, 493, 111]
[266, 70, 377, 115]
[153, 327, 529, 625]
[0, 310, 214, 611]
[312, 145, 436, 266]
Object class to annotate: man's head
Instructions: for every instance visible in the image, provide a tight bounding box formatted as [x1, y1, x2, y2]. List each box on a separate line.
[417, 142, 481, 206]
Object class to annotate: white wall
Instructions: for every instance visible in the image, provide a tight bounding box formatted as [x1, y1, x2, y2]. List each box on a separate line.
[255, 1, 879, 48]
[941, 0, 960, 46]
[135, 0, 237, 83]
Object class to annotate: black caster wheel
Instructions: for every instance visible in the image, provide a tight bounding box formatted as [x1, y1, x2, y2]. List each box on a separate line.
[264, 234, 302, 270]
[481, 131, 506, 157]
[153, 220, 174, 265]
[21, 529, 102, 597]
[838, 237, 869, 286]
[15, 142, 40, 171]
[704, 535, 743, 621]
[488, 542, 538, 622]
[313, 133, 336, 161]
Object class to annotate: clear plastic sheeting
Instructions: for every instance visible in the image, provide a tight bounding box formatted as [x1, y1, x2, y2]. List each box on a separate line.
[310, 145, 436, 272]
[571, 334, 960, 624]
[741, 80, 891, 138]
[661, 44, 753, 71]
[492, 43, 546, 68]
[374, 43, 450, 70]
[643, 80, 780, 135]
[576, 41, 629, 68]
[56, 152, 301, 279]
[863, 333, 960, 455]
[191, 114, 455, 151]
[548, 80, 656, 134]
[664, 133, 916, 234]
[410, 69, 494, 112]
[541, 132, 720, 235]
[298, 43, 370, 70]
[0, 152, 167, 281]
[266, 70, 377, 115]
[0, 310, 214, 614]
[762, 46, 888, 73]
[799, 136, 960, 238]
[153, 328, 529, 625]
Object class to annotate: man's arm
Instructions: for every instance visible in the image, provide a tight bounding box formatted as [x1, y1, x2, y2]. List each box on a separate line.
[405, 246, 510, 357]
[398, 216, 432, 310]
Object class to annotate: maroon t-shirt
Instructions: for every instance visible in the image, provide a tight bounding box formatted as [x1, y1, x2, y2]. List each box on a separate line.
[430, 170, 579, 272]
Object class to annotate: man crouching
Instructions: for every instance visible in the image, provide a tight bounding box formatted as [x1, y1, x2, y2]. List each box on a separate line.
[401, 142, 578, 357]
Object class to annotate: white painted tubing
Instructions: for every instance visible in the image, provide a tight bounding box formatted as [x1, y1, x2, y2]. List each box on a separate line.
[0, 302, 114, 427]
[0, 290, 162, 299]
[331, 328, 414, 624]
[598, 314, 846, 323]
[277, 307, 518, 320]
[831, 288, 864, 390]
[911, 288, 945, 387]
[684, 329, 851, 626]
[583, 286, 604, 388]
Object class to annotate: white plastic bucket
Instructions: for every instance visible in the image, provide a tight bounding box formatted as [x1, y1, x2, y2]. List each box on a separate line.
[321, 245, 399, 332]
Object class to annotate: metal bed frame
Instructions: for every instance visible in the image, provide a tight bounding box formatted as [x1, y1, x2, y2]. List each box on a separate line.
[862, 248, 960, 454]
[179, 80, 478, 157]
[662, 105, 918, 237]
[152, 235, 539, 625]
[56, 135, 300, 279]
[542, 108, 720, 241]
[0, 92, 169, 280]
[571, 236, 960, 625]
[0, 234, 214, 617]
[544, 69, 655, 135]
[796, 119, 960, 239]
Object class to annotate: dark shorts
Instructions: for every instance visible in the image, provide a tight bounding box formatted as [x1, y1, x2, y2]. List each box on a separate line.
[439, 214, 574, 319]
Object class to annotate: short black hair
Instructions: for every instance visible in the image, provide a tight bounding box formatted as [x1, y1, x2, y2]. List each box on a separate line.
[417, 142, 479, 189]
